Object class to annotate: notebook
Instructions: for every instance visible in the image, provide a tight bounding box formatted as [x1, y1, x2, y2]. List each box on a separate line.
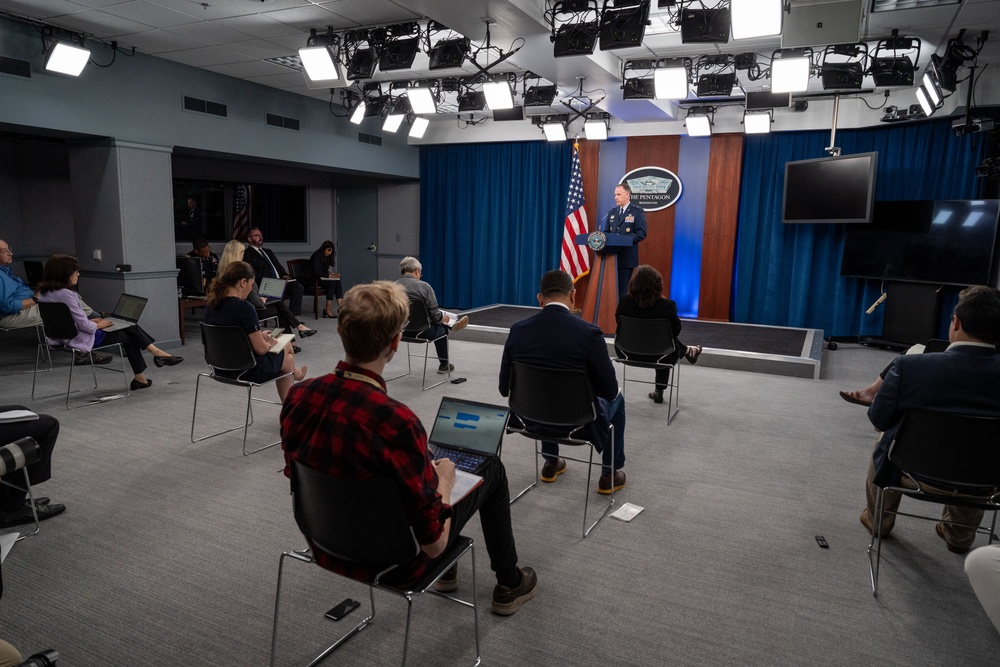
[257, 277, 286, 304]
[428, 397, 510, 475]
[103, 293, 148, 332]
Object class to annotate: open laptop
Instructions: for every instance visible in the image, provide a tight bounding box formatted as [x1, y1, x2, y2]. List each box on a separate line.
[257, 277, 286, 304]
[103, 293, 148, 332]
[428, 397, 510, 474]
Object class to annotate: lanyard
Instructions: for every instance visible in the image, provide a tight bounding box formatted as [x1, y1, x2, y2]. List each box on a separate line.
[335, 369, 385, 393]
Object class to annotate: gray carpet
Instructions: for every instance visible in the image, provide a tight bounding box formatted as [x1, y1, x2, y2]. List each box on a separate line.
[0, 319, 997, 666]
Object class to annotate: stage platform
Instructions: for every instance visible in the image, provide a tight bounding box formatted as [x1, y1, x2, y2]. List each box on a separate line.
[453, 304, 825, 380]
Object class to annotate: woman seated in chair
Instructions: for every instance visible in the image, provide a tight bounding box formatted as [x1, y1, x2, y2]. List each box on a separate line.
[217, 240, 316, 343]
[36, 254, 182, 390]
[615, 264, 702, 404]
[203, 261, 306, 402]
[308, 240, 343, 318]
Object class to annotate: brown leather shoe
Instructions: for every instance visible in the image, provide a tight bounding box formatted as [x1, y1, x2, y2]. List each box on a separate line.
[860, 510, 891, 538]
[540, 458, 567, 482]
[491, 566, 537, 616]
[598, 470, 626, 495]
[935, 522, 971, 554]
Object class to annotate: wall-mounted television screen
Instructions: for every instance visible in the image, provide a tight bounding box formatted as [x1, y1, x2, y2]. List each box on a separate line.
[782, 151, 878, 224]
[841, 199, 1000, 286]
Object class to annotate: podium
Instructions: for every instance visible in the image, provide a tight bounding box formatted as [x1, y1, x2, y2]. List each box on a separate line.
[575, 232, 633, 335]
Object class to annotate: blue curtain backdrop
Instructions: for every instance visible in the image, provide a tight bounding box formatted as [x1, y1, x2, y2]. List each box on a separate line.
[734, 119, 988, 337]
[419, 141, 571, 308]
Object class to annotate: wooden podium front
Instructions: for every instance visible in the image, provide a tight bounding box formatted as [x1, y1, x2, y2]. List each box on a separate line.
[575, 233, 632, 335]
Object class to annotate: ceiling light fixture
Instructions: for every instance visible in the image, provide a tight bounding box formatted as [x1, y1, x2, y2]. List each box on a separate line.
[685, 107, 713, 137]
[407, 86, 438, 114]
[43, 29, 91, 77]
[743, 110, 772, 134]
[730, 0, 781, 39]
[350, 100, 366, 124]
[409, 116, 430, 138]
[599, 0, 651, 51]
[654, 59, 690, 99]
[584, 112, 610, 141]
[298, 29, 342, 85]
[483, 76, 515, 110]
[770, 49, 812, 94]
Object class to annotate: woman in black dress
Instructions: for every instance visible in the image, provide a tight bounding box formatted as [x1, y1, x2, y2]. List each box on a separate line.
[615, 264, 702, 404]
[308, 240, 344, 318]
[203, 261, 306, 402]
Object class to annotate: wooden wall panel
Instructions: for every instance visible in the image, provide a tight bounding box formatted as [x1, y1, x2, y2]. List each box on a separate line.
[699, 134, 743, 321]
[626, 136, 680, 295]
[571, 139, 601, 308]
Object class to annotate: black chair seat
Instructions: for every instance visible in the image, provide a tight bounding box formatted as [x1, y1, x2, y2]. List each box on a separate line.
[613, 316, 680, 423]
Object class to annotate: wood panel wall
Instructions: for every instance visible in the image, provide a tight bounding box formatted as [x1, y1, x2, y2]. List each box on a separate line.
[572, 139, 601, 307]
[627, 136, 680, 295]
[699, 134, 744, 321]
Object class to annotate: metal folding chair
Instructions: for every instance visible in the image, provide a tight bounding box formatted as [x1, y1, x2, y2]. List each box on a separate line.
[613, 316, 679, 423]
[386, 298, 450, 391]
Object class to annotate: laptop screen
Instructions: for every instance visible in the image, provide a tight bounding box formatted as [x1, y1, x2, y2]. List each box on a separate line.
[258, 277, 286, 300]
[428, 397, 509, 456]
[113, 293, 148, 321]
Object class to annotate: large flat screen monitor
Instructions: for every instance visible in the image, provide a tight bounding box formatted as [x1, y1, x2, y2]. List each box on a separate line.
[782, 152, 878, 224]
[841, 199, 1000, 286]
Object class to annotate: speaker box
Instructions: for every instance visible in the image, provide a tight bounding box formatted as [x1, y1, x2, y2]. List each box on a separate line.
[781, 0, 861, 49]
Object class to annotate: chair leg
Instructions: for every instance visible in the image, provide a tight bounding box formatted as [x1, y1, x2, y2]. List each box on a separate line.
[509, 438, 539, 505]
[10, 469, 40, 542]
[270, 549, 374, 667]
[243, 384, 280, 456]
[666, 363, 679, 425]
[383, 341, 412, 383]
[582, 435, 615, 539]
[867, 487, 886, 597]
[419, 339, 449, 391]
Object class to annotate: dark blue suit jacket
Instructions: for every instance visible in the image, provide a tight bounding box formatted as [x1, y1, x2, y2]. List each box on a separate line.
[868, 343, 1000, 486]
[499, 304, 619, 448]
[601, 202, 647, 268]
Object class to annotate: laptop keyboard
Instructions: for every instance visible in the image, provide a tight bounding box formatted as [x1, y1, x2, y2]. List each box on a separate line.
[431, 447, 486, 473]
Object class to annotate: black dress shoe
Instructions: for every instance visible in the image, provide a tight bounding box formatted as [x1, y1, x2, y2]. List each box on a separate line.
[153, 355, 184, 367]
[0, 502, 66, 528]
[130, 378, 153, 390]
[292, 345, 302, 354]
[298, 328, 317, 338]
[322, 311, 336, 318]
[75, 351, 112, 365]
[25, 497, 50, 507]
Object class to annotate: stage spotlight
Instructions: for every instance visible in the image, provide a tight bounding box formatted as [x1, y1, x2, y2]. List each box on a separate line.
[458, 90, 487, 112]
[299, 29, 342, 85]
[407, 86, 437, 114]
[743, 110, 771, 134]
[654, 60, 689, 99]
[731, 0, 780, 39]
[44, 37, 91, 77]
[929, 53, 957, 93]
[584, 113, 609, 141]
[350, 101, 366, 124]
[483, 77, 514, 110]
[347, 48, 376, 80]
[554, 22, 599, 57]
[922, 71, 942, 106]
[379, 37, 420, 71]
[524, 85, 558, 107]
[915, 85, 935, 118]
[428, 37, 470, 70]
[820, 62, 863, 90]
[623, 77, 655, 99]
[685, 107, 713, 137]
[870, 56, 914, 87]
[680, 8, 730, 44]
[696, 73, 735, 97]
[599, 1, 650, 51]
[771, 50, 811, 93]
[536, 115, 569, 142]
[409, 116, 429, 138]
[383, 113, 405, 133]
[364, 96, 388, 118]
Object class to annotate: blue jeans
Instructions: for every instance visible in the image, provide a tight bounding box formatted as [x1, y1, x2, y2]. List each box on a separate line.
[542, 392, 626, 475]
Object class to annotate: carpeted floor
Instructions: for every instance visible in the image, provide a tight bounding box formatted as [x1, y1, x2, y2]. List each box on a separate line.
[0, 316, 997, 666]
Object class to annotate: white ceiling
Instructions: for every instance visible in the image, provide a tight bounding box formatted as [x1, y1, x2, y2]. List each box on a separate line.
[2, 0, 997, 126]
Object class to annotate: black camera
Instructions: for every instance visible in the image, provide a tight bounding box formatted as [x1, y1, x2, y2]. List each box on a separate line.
[18, 650, 59, 667]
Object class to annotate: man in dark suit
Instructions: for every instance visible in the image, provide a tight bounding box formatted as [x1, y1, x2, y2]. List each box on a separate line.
[499, 270, 627, 494]
[599, 183, 647, 297]
[861, 285, 1000, 553]
[244, 227, 304, 316]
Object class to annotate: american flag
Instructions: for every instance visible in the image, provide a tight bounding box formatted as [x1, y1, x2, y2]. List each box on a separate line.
[560, 144, 590, 282]
[233, 184, 252, 241]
